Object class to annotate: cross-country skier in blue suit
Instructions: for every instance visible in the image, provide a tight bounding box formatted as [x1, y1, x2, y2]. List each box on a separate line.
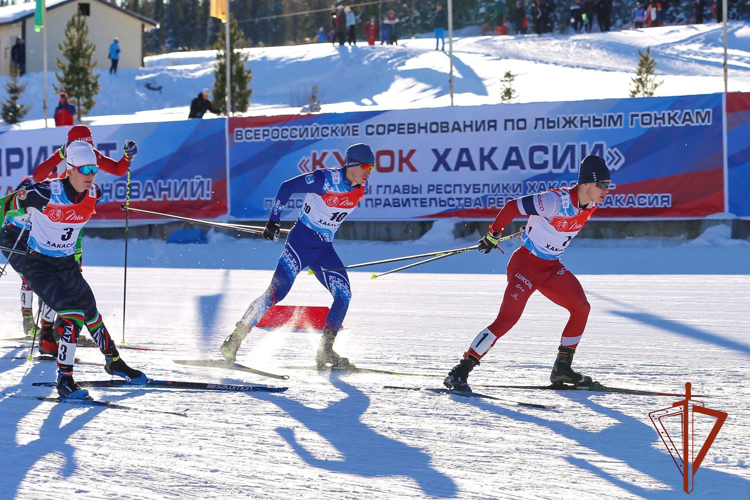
[220, 143, 376, 368]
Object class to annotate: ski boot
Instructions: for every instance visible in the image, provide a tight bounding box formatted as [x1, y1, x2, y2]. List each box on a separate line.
[104, 351, 148, 384]
[550, 347, 592, 386]
[57, 370, 89, 399]
[37, 320, 59, 356]
[443, 356, 478, 392]
[315, 333, 350, 369]
[22, 308, 38, 338]
[220, 322, 252, 363]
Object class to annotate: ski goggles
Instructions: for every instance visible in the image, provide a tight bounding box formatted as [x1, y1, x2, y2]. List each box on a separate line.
[359, 163, 375, 172]
[594, 180, 612, 190]
[74, 164, 99, 175]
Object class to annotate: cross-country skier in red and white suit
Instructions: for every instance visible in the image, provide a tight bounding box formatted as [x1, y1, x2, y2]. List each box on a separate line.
[444, 155, 612, 392]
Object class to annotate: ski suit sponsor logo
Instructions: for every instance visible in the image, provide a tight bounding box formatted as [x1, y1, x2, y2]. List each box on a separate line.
[17, 188, 27, 200]
[514, 273, 533, 290]
[323, 193, 357, 208]
[553, 218, 584, 232]
[536, 195, 544, 212]
[305, 174, 315, 184]
[64, 211, 85, 222]
[47, 208, 63, 222]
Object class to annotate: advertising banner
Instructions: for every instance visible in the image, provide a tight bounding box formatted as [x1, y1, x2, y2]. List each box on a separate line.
[0, 119, 228, 223]
[229, 94, 725, 221]
[726, 92, 750, 218]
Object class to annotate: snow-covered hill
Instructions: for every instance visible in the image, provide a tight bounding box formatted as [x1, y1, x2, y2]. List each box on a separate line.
[4, 22, 750, 129]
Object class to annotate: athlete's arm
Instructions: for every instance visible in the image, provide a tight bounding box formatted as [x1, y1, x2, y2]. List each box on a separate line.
[269, 170, 326, 222]
[95, 149, 131, 177]
[33, 149, 65, 182]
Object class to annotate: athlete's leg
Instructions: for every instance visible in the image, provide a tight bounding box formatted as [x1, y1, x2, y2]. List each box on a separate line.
[464, 248, 549, 362]
[536, 263, 590, 350]
[309, 245, 352, 367]
[309, 246, 351, 333]
[221, 227, 316, 362]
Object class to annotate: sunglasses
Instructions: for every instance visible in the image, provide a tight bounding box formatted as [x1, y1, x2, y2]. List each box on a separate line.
[594, 180, 612, 190]
[359, 163, 375, 172]
[75, 165, 99, 175]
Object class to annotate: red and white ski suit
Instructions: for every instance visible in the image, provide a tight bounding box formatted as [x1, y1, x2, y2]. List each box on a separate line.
[465, 186, 595, 362]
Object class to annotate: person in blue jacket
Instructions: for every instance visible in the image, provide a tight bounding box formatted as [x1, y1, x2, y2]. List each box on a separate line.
[108, 38, 120, 74]
[434, 4, 446, 51]
[220, 144, 376, 369]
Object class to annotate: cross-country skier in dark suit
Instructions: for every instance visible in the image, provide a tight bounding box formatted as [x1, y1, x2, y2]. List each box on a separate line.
[3, 141, 147, 398]
[220, 143, 376, 368]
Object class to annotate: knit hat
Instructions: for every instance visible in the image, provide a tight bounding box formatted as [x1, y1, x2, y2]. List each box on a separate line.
[66, 141, 97, 170]
[578, 155, 611, 184]
[344, 143, 375, 167]
[67, 125, 94, 146]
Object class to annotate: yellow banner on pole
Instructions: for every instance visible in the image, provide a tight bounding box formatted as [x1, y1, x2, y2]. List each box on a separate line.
[210, 0, 227, 23]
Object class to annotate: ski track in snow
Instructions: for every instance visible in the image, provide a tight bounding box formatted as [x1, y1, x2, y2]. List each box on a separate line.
[1, 262, 749, 499]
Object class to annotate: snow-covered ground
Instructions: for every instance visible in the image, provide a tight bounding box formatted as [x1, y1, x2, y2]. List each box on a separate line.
[1, 222, 749, 499]
[4, 22, 750, 129]
[1, 19, 749, 500]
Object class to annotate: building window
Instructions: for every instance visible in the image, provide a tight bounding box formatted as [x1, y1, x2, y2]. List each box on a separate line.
[79, 3, 90, 16]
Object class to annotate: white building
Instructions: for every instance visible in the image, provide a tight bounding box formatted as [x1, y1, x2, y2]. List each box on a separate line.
[0, 0, 157, 75]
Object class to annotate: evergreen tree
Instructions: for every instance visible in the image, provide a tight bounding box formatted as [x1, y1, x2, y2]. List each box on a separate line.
[54, 14, 100, 121]
[629, 47, 663, 97]
[500, 70, 518, 103]
[1, 68, 30, 125]
[213, 17, 253, 114]
[164, 0, 184, 50]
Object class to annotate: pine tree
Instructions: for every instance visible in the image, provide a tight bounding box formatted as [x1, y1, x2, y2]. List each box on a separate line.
[213, 17, 253, 115]
[629, 47, 663, 97]
[1, 68, 30, 125]
[500, 71, 518, 103]
[54, 14, 99, 121]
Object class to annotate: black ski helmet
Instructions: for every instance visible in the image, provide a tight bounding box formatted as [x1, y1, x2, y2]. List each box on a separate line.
[578, 155, 611, 184]
[345, 143, 375, 168]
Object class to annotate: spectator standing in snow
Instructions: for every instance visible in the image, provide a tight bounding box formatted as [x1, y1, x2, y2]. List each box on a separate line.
[582, 0, 595, 33]
[570, 0, 583, 32]
[345, 6, 357, 45]
[711, 0, 722, 22]
[188, 89, 220, 119]
[596, 0, 612, 31]
[383, 10, 400, 45]
[633, 2, 645, 28]
[54, 92, 76, 127]
[364, 17, 379, 45]
[333, 5, 347, 46]
[108, 38, 120, 74]
[317, 27, 327, 43]
[513, 1, 527, 34]
[434, 4, 446, 51]
[531, 0, 544, 35]
[10, 38, 25, 76]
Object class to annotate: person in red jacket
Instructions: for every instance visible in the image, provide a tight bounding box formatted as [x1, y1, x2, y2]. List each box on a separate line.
[33, 125, 136, 182]
[54, 92, 76, 127]
[364, 17, 379, 45]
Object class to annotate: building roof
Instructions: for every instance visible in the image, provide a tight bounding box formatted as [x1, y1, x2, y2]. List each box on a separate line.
[0, 0, 157, 27]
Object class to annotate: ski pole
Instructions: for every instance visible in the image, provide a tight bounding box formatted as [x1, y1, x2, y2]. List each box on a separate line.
[0, 226, 27, 278]
[371, 252, 457, 279]
[309, 244, 480, 275]
[311, 230, 522, 275]
[0, 245, 27, 256]
[121, 205, 290, 236]
[122, 168, 131, 345]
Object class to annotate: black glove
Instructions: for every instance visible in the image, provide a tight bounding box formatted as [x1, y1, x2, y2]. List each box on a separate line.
[478, 231, 501, 254]
[263, 220, 281, 242]
[123, 140, 138, 159]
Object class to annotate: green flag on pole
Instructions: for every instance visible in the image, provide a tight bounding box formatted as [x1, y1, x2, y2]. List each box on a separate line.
[34, 0, 45, 32]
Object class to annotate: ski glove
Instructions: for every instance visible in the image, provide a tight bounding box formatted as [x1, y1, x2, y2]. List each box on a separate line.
[478, 231, 501, 254]
[263, 220, 281, 242]
[123, 140, 138, 159]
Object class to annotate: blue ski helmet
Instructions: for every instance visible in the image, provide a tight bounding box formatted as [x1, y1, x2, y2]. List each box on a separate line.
[345, 143, 375, 168]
